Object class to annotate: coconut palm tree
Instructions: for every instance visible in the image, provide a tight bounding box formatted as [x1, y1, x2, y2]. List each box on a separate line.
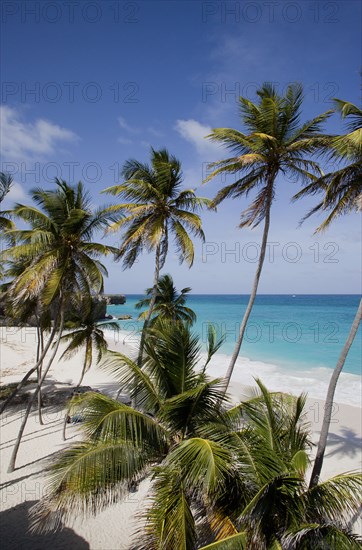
[294, 99, 362, 230]
[29, 320, 229, 544]
[1, 179, 119, 470]
[204, 83, 332, 392]
[135, 273, 196, 326]
[103, 148, 212, 363]
[59, 305, 119, 439]
[200, 476, 362, 549]
[198, 382, 362, 549]
[293, 99, 362, 488]
[30, 351, 361, 548]
[61, 317, 119, 388]
[0, 258, 52, 425]
[1, 255, 53, 424]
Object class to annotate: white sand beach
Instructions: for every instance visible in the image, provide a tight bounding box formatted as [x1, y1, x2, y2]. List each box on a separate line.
[0, 327, 361, 549]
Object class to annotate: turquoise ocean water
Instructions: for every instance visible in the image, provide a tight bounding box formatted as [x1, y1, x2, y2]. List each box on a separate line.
[107, 294, 361, 377]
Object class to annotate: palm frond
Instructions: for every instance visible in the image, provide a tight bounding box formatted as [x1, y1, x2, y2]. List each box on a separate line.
[169, 437, 235, 495]
[305, 472, 362, 524]
[69, 392, 168, 449]
[282, 523, 362, 549]
[30, 441, 152, 533]
[139, 465, 197, 550]
[101, 350, 162, 411]
[199, 532, 247, 549]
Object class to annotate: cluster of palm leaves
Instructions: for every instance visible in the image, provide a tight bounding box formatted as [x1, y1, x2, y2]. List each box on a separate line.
[294, 99, 362, 229]
[30, 322, 361, 548]
[135, 273, 196, 326]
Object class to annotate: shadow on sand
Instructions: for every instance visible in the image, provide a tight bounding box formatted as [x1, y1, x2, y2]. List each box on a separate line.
[0, 500, 89, 550]
[326, 426, 362, 459]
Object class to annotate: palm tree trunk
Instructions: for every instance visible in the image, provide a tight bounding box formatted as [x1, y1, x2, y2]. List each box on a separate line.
[0, 316, 60, 414]
[77, 351, 89, 387]
[137, 241, 162, 368]
[309, 297, 362, 488]
[63, 352, 88, 441]
[36, 325, 44, 425]
[223, 189, 273, 393]
[8, 310, 65, 473]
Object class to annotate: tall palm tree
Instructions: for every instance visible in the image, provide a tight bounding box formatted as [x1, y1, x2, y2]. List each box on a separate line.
[30, 352, 361, 548]
[1, 255, 53, 424]
[60, 306, 119, 440]
[1, 258, 52, 425]
[60, 313, 119, 388]
[135, 273, 196, 326]
[293, 99, 362, 488]
[1, 179, 119, 470]
[204, 83, 331, 392]
[294, 99, 362, 230]
[103, 148, 211, 363]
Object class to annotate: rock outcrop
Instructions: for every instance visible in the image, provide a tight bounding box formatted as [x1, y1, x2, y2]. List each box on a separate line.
[106, 294, 126, 305]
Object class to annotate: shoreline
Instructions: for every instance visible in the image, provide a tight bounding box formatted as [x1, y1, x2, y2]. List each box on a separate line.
[102, 326, 362, 407]
[0, 327, 361, 548]
[2, 325, 361, 407]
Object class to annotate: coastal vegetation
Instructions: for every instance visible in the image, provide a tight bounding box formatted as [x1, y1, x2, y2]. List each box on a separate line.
[102, 148, 211, 364]
[0, 85, 361, 545]
[29, 323, 362, 548]
[204, 82, 332, 393]
[0, 179, 119, 470]
[135, 273, 196, 326]
[293, 99, 362, 487]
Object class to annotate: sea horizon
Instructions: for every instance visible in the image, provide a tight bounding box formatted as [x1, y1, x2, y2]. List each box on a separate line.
[113, 293, 361, 296]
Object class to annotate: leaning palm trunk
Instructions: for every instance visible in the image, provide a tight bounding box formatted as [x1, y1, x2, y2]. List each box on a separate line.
[222, 190, 273, 393]
[62, 353, 89, 441]
[77, 351, 89, 387]
[0, 314, 61, 414]
[36, 325, 44, 425]
[8, 311, 65, 472]
[137, 241, 161, 368]
[309, 297, 362, 487]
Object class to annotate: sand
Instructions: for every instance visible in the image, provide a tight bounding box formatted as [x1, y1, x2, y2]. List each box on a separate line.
[0, 327, 361, 549]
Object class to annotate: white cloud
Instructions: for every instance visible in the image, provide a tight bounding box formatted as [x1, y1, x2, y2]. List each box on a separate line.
[0, 106, 78, 160]
[175, 119, 222, 158]
[118, 116, 139, 134]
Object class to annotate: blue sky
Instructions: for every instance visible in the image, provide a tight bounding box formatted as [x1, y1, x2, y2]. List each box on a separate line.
[1, 0, 361, 294]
